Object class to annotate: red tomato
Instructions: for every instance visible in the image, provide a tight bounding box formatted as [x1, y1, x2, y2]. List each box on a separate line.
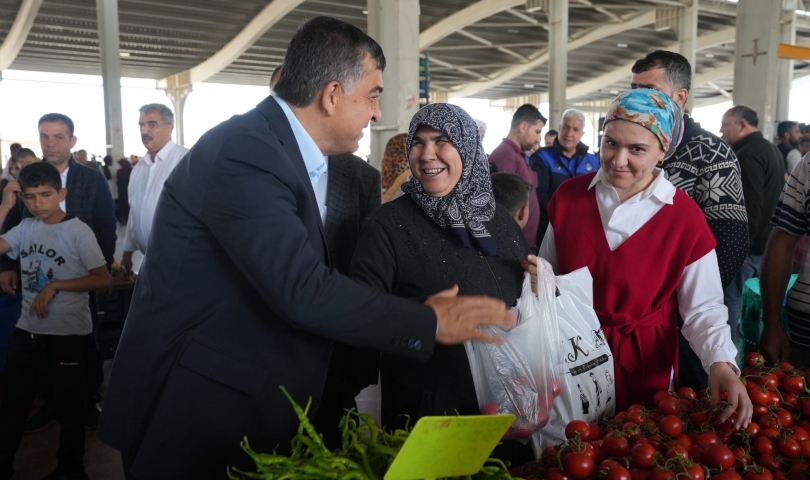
[789, 463, 808, 480]
[677, 387, 697, 399]
[678, 397, 695, 412]
[802, 398, 810, 416]
[776, 409, 794, 428]
[590, 424, 603, 441]
[743, 467, 774, 480]
[665, 446, 688, 459]
[565, 420, 592, 441]
[733, 446, 753, 469]
[754, 405, 770, 420]
[658, 415, 683, 438]
[750, 387, 775, 406]
[481, 403, 499, 415]
[676, 464, 705, 480]
[691, 431, 720, 448]
[715, 471, 743, 480]
[627, 410, 645, 424]
[761, 428, 781, 440]
[658, 397, 680, 416]
[771, 391, 782, 408]
[777, 437, 801, 458]
[628, 403, 644, 412]
[603, 433, 630, 458]
[648, 467, 675, 480]
[614, 412, 629, 425]
[599, 459, 622, 471]
[703, 444, 735, 470]
[689, 411, 710, 428]
[546, 468, 573, 480]
[753, 436, 775, 456]
[758, 412, 781, 430]
[757, 454, 782, 474]
[622, 423, 641, 439]
[653, 390, 675, 405]
[746, 352, 765, 367]
[674, 434, 692, 447]
[630, 443, 656, 469]
[781, 375, 805, 395]
[562, 452, 594, 480]
[802, 439, 810, 457]
[630, 468, 651, 480]
[783, 393, 800, 413]
[792, 426, 810, 442]
[746, 423, 761, 439]
[606, 466, 632, 480]
[551, 378, 562, 397]
[686, 445, 704, 464]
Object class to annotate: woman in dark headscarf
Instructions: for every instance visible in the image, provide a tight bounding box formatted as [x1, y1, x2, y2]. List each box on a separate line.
[116, 158, 133, 224]
[350, 103, 536, 464]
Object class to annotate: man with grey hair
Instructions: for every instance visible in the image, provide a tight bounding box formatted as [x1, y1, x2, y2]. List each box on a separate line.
[119, 103, 188, 279]
[531, 107, 598, 240]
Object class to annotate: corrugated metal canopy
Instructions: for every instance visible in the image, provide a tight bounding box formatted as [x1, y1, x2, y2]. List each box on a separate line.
[0, 0, 808, 106]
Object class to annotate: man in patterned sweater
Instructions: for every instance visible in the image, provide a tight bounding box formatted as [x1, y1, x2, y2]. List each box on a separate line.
[630, 50, 748, 389]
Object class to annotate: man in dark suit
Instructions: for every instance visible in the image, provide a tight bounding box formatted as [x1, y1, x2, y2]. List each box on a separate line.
[313, 152, 382, 447]
[98, 16, 513, 480]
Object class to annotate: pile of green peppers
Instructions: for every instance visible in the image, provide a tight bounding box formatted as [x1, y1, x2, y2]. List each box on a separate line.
[227, 386, 519, 480]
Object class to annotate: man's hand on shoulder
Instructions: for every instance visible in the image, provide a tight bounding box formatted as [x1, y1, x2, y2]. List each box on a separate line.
[425, 285, 517, 345]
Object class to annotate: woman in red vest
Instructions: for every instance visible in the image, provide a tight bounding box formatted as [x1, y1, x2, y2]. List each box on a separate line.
[537, 89, 751, 429]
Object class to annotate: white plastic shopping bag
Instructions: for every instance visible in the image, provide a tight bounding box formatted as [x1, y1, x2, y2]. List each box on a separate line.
[532, 267, 615, 453]
[465, 269, 562, 442]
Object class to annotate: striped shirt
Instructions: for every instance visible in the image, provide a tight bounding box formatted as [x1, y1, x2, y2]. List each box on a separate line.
[772, 153, 810, 347]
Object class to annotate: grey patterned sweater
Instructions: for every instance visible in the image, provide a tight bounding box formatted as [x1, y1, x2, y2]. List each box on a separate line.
[663, 115, 749, 289]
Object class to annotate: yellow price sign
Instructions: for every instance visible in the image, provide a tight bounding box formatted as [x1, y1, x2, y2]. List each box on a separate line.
[384, 415, 516, 480]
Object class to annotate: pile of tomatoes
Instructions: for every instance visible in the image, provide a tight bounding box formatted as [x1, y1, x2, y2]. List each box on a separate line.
[511, 352, 810, 480]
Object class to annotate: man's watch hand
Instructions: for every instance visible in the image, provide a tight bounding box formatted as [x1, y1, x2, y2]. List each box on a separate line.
[425, 285, 517, 345]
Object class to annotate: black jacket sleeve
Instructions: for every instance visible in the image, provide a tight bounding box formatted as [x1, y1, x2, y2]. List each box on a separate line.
[92, 173, 118, 267]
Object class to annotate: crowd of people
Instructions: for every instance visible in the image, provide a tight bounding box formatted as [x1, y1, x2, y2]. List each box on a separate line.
[0, 12, 809, 480]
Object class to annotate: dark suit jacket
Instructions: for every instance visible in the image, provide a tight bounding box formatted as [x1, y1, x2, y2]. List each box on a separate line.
[1, 157, 117, 267]
[313, 153, 381, 446]
[97, 96, 437, 479]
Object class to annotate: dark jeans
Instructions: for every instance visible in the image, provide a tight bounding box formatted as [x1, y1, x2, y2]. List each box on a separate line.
[0, 329, 88, 479]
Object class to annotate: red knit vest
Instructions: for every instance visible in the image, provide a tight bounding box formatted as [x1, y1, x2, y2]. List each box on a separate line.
[548, 173, 716, 411]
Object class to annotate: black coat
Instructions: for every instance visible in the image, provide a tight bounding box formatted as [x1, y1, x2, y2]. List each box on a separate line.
[312, 153, 383, 447]
[350, 195, 530, 427]
[97, 97, 436, 479]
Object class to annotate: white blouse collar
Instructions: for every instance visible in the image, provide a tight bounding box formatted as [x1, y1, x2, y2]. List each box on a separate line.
[587, 168, 676, 205]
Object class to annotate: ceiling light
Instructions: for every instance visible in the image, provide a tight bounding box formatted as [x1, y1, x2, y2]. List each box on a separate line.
[362, 10, 368, 14]
[524, 84, 535, 88]
[705, 53, 715, 58]
[617, 43, 628, 48]
[508, 29, 520, 34]
[609, 90, 619, 94]
[119, 52, 130, 57]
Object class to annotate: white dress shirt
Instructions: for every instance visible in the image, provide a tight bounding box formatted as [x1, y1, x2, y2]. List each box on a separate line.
[59, 167, 69, 212]
[273, 96, 329, 223]
[538, 168, 739, 373]
[123, 140, 189, 255]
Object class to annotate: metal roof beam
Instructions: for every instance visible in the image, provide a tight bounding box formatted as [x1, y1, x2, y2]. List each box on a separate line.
[449, 10, 657, 98]
[419, 0, 523, 50]
[157, 0, 305, 89]
[0, 0, 44, 71]
[488, 27, 735, 107]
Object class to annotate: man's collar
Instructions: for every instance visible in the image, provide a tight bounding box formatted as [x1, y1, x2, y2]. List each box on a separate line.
[273, 96, 327, 175]
[145, 140, 178, 164]
[502, 138, 522, 154]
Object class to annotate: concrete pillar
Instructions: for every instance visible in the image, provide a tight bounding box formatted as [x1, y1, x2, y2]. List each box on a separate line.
[165, 85, 192, 146]
[777, 4, 797, 122]
[733, 0, 781, 141]
[678, 0, 698, 114]
[548, 0, 568, 129]
[96, 0, 124, 161]
[367, 0, 420, 168]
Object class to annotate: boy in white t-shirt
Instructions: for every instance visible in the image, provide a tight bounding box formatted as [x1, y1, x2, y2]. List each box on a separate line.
[0, 162, 111, 480]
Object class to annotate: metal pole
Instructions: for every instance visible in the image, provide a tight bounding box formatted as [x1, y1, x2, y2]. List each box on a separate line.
[96, 0, 125, 160]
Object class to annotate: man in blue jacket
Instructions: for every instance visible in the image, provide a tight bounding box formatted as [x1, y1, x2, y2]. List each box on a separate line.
[531, 108, 599, 242]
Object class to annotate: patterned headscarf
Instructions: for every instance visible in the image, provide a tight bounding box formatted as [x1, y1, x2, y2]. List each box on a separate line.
[604, 88, 684, 161]
[402, 103, 498, 256]
[380, 133, 408, 190]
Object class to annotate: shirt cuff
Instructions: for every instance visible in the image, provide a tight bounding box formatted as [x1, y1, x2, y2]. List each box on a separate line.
[701, 347, 740, 375]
